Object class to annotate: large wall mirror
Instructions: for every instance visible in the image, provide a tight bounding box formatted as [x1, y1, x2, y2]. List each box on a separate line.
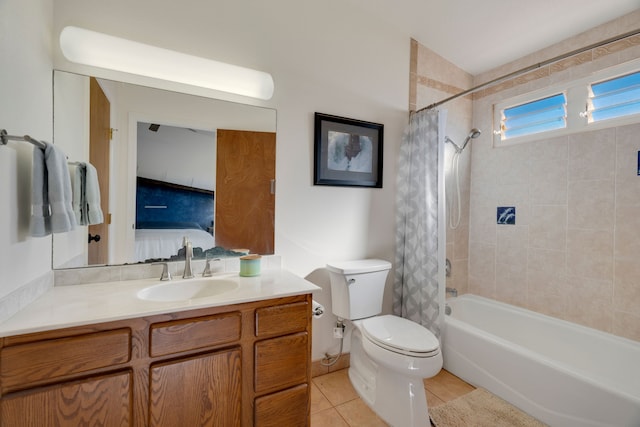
[52, 70, 276, 269]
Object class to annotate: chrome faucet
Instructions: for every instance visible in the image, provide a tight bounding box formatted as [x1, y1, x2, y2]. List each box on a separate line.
[182, 236, 194, 279]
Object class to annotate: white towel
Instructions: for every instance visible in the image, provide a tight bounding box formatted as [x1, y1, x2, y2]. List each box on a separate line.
[30, 142, 77, 236]
[29, 145, 50, 237]
[72, 163, 86, 224]
[84, 163, 104, 225]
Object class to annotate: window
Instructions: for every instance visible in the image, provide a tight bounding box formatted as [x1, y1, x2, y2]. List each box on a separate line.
[500, 93, 566, 140]
[493, 59, 640, 146]
[588, 71, 640, 122]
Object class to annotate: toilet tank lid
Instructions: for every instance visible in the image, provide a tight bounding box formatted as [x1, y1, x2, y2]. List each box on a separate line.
[326, 259, 391, 275]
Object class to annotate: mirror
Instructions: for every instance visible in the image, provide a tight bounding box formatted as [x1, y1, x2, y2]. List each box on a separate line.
[52, 70, 276, 269]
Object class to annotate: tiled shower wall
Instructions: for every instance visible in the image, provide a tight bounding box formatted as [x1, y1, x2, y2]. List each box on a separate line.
[411, 11, 640, 342]
[410, 40, 473, 295]
[469, 11, 640, 342]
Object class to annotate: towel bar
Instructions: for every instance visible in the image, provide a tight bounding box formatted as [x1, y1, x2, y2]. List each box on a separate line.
[0, 129, 47, 149]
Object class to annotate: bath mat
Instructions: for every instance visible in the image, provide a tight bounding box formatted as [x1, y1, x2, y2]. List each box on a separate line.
[429, 388, 548, 427]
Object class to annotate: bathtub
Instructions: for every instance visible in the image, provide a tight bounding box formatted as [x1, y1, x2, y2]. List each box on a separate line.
[443, 294, 640, 427]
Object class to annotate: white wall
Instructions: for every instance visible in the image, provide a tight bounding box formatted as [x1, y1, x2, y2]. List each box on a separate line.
[53, 0, 409, 360]
[0, 0, 54, 318]
[137, 124, 216, 191]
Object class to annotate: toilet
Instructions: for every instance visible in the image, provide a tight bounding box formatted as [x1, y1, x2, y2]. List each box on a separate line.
[327, 259, 442, 427]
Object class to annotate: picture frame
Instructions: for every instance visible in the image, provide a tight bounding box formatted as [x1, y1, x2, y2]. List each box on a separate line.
[313, 112, 384, 188]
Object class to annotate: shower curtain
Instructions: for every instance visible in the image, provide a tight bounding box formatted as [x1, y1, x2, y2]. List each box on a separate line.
[393, 109, 446, 338]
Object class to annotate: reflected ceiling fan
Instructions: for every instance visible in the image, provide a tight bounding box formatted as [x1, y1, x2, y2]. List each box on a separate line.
[147, 123, 214, 137]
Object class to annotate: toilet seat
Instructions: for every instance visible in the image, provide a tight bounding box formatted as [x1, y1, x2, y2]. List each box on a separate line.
[362, 315, 440, 358]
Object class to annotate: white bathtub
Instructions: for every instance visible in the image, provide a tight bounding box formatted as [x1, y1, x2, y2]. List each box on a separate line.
[443, 294, 640, 427]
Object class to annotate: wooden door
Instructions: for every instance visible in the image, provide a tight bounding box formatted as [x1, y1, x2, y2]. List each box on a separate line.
[215, 130, 275, 254]
[88, 77, 110, 265]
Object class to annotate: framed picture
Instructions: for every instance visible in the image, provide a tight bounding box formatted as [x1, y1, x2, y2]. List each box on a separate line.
[314, 112, 383, 188]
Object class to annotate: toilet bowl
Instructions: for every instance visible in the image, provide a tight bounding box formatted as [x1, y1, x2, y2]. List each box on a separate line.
[327, 260, 443, 427]
[349, 315, 442, 427]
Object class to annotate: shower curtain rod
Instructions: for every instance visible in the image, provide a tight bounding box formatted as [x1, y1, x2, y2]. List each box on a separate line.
[414, 27, 640, 113]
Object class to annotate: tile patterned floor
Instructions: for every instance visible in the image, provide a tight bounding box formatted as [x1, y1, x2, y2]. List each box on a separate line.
[311, 368, 475, 426]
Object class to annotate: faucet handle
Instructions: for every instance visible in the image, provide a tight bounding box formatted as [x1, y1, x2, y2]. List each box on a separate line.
[202, 257, 221, 277]
[153, 262, 172, 281]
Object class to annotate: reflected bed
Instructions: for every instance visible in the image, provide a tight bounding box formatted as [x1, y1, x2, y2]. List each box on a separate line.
[134, 222, 215, 262]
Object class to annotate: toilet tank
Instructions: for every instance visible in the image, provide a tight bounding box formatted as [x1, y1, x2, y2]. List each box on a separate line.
[326, 259, 392, 320]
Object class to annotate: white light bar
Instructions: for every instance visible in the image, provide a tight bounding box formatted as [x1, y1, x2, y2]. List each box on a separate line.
[59, 26, 274, 100]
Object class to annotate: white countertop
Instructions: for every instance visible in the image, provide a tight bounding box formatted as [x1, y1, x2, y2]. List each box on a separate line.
[0, 269, 320, 337]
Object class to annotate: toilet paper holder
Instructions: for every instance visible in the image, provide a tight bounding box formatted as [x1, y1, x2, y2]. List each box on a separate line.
[312, 300, 324, 318]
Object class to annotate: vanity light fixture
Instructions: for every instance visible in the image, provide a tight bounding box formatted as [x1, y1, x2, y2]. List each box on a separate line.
[59, 26, 274, 100]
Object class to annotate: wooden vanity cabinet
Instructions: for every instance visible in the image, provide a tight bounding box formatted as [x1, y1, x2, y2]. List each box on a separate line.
[0, 293, 312, 427]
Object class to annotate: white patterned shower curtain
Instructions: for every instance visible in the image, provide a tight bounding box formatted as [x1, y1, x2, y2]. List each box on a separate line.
[393, 109, 446, 338]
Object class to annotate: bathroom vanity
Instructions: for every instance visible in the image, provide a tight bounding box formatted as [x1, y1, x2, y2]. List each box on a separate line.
[0, 270, 318, 426]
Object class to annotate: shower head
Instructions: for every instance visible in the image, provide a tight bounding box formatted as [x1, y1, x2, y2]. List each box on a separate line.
[446, 128, 481, 153]
[468, 128, 482, 139]
[460, 128, 481, 151]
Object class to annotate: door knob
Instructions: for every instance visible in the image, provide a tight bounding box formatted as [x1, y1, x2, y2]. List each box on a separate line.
[88, 234, 101, 243]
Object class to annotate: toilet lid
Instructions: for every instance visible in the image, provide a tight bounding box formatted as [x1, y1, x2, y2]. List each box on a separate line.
[362, 315, 440, 357]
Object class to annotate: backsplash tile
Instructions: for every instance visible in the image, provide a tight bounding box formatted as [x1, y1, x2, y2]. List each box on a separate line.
[54, 255, 282, 287]
[0, 272, 53, 323]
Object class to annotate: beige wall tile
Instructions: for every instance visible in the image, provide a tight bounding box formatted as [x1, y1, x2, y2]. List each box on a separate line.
[448, 258, 469, 295]
[468, 241, 496, 298]
[527, 248, 567, 295]
[566, 228, 613, 280]
[568, 129, 615, 181]
[527, 290, 566, 319]
[563, 276, 613, 332]
[529, 137, 568, 205]
[615, 204, 640, 258]
[451, 223, 470, 261]
[529, 204, 567, 251]
[469, 201, 498, 245]
[615, 123, 640, 207]
[567, 179, 615, 230]
[613, 259, 640, 313]
[495, 226, 528, 306]
[469, 241, 496, 281]
[613, 310, 640, 342]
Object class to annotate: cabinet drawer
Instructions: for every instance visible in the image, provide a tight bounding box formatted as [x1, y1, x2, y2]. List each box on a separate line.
[255, 301, 308, 337]
[150, 312, 241, 357]
[1, 329, 131, 391]
[254, 332, 308, 395]
[255, 384, 308, 427]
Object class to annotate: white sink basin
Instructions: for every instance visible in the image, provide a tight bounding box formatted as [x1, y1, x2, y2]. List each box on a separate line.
[137, 278, 239, 302]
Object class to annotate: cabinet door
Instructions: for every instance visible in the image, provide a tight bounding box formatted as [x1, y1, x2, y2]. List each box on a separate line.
[149, 347, 242, 427]
[0, 371, 132, 427]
